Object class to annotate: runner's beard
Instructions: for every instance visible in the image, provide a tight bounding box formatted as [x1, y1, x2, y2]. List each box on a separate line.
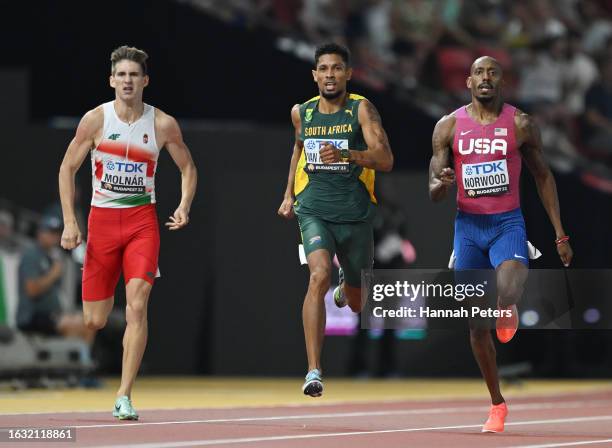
[475, 94, 495, 104]
[321, 89, 345, 100]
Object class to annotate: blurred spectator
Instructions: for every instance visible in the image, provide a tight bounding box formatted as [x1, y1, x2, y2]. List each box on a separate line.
[391, 0, 443, 86]
[191, 0, 612, 178]
[583, 57, 612, 160]
[0, 207, 26, 329]
[514, 35, 586, 173]
[564, 31, 599, 116]
[579, 0, 612, 55]
[555, 0, 585, 33]
[528, 0, 567, 42]
[16, 215, 94, 345]
[502, 0, 565, 50]
[504, 1, 537, 49]
[362, 0, 393, 60]
[460, 0, 508, 48]
[517, 37, 568, 113]
[439, 0, 477, 48]
[351, 37, 390, 91]
[0, 210, 26, 254]
[300, 0, 349, 44]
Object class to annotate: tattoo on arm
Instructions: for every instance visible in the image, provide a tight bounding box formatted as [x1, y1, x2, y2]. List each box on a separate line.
[353, 99, 393, 171]
[428, 116, 454, 200]
[364, 100, 382, 125]
[525, 115, 542, 152]
[430, 130, 449, 180]
[519, 114, 548, 177]
[431, 117, 453, 170]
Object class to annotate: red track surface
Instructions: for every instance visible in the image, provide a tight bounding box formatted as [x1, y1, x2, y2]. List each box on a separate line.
[3, 392, 612, 447]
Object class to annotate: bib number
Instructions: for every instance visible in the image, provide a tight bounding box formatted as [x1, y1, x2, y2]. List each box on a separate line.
[462, 160, 509, 197]
[303, 139, 349, 173]
[102, 160, 147, 194]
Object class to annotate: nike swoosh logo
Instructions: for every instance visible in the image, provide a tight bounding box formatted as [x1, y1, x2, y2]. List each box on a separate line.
[514, 254, 526, 259]
[460, 130, 473, 136]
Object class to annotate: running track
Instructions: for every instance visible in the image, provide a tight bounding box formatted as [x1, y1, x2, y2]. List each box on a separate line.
[2, 391, 612, 447]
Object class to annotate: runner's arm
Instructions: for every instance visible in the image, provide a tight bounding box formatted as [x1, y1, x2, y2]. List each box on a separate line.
[351, 99, 393, 172]
[58, 107, 102, 249]
[429, 115, 455, 202]
[518, 113, 573, 266]
[160, 113, 197, 230]
[278, 105, 303, 219]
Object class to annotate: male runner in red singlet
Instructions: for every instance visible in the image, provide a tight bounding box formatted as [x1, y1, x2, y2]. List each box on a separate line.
[429, 56, 573, 433]
[58, 46, 197, 420]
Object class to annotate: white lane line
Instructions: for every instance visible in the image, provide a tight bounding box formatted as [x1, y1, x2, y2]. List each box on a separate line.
[2, 388, 611, 417]
[19, 399, 612, 430]
[508, 439, 612, 448]
[84, 415, 612, 448]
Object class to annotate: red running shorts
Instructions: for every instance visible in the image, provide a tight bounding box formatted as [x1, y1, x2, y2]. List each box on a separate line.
[82, 204, 160, 301]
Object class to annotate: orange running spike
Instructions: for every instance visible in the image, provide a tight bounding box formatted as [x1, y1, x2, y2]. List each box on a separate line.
[482, 402, 508, 433]
[496, 304, 518, 343]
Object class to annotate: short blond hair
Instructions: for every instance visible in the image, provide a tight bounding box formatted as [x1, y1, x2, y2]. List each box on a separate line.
[110, 45, 148, 75]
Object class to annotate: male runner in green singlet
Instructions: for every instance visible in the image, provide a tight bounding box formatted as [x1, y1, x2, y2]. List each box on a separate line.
[278, 43, 394, 397]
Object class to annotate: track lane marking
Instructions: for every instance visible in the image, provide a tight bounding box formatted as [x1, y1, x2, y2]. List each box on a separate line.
[80, 415, 612, 447]
[8, 399, 610, 430]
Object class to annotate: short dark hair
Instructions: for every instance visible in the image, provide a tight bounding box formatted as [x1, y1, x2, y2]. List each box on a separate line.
[314, 43, 351, 67]
[110, 45, 148, 75]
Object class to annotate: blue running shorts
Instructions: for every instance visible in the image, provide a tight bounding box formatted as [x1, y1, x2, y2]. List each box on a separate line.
[453, 208, 529, 270]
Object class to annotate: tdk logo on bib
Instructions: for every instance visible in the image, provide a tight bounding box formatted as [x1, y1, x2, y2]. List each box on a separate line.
[464, 161, 505, 176]
[305, 139, 347, 153]
[458, 138, 507, 155]
[105, 161, 145, 173]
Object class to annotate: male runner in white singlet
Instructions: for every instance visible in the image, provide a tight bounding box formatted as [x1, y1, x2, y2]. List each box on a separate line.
[58, 46, 197, 420]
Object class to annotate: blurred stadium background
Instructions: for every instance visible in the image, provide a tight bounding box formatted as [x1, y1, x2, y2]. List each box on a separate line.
[1, 0, 611, 386]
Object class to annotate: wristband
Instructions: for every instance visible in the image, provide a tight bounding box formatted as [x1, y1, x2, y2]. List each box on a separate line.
[555, 236, 570, 245]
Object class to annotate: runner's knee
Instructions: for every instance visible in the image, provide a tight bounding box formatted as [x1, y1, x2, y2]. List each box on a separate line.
[308, 268, 331, 293]
[84, 313, 107, 330]
[496, 262, 527, 306]
[497, 278, 523, 306]
[126, 298, 148, 324]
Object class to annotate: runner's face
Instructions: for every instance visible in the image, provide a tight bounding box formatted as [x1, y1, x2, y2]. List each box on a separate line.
[467, 61, 502, 104]
[110, 60, 148, 101]
[312, 54, 352, 100]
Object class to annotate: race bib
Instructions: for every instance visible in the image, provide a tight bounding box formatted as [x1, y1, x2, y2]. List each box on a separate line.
[462, 160, 509, 197]
[102, 160, 147, 194]
[303, 139, 349, 173]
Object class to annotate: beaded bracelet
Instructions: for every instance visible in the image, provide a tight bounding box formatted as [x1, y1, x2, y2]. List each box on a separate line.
[555, 236, 570, 245]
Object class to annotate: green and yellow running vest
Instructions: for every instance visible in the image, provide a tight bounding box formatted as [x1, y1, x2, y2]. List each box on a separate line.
[294, 94, 376, 223]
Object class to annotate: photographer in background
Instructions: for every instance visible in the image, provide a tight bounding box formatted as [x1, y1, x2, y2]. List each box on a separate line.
[16, 214, 94, 344]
